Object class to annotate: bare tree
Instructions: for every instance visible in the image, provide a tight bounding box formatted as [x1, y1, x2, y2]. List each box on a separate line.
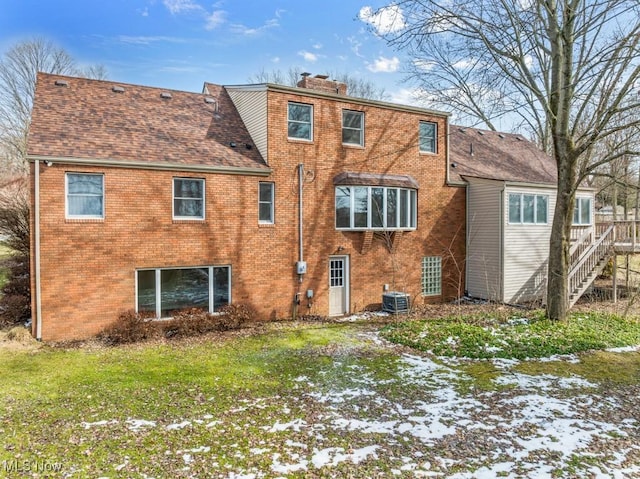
[0, 37, 107, 176]
[249, 67, 388, 101]
[368, 0, 640, 320]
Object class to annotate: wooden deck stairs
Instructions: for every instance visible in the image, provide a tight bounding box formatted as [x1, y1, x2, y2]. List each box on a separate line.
[568, 221, 640, 308]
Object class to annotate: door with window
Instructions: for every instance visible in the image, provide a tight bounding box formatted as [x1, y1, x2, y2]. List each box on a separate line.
[329, 256, 349, 316]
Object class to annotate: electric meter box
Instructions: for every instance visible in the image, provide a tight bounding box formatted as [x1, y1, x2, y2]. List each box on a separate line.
[296, 261, 307, 274]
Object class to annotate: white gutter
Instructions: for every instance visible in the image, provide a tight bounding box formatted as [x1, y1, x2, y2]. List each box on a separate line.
[34, 160, 42, 340]
[27, 155, 272, 177]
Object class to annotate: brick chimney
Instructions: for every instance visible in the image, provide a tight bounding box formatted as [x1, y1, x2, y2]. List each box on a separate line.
[297, 73, 347, 95]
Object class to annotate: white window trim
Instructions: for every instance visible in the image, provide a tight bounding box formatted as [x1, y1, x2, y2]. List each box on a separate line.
[259, 182, 275, 224]
[342, 110, 364, 147]
[508, 193, 549, 225]
[65, 172, 105, 219]
[419, 121, 438, 154]
[172, 177, 205, 220]
[335, 185, 417, 231]
[135, 265, 231, 318]
[573, 196, 592, 225]
[287, 102, 313, 141]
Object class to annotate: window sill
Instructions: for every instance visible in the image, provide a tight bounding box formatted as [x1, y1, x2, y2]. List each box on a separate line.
[288, 138, 313, 144]
[336, 227, 416, 232]
[258, 222, 275, 228]
[419, 150, 438, 156]
[342, 143, 365, 149]
[172, 219, 206, 224]
[65, 217, 104, 223]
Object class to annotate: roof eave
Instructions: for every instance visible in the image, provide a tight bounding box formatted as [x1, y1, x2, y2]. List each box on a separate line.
[27, 155, 272, 176]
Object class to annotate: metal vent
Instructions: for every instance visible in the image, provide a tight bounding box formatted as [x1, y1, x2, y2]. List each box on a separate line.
[204, 96, 216, 104]
[382, 292, 410, 313]
[54, 80, 68, 87]
[160, 92, 172, 99]
[112, 86, 125, 93]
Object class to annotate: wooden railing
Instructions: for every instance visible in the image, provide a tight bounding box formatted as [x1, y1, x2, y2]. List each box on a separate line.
[609, 221, 639, 251]
[568, 224, 615, 306]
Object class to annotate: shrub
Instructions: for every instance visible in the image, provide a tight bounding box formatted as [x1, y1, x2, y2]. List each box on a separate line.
[97, 310, 157, 345]
[0, 254, 30, 326]
[99, 304, 254, 345]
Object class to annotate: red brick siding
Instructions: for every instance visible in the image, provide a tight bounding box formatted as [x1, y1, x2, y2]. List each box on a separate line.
[32, 92, 465, 341]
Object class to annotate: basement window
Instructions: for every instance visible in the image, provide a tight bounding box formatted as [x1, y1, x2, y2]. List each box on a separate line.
[136, 266, 230, 318]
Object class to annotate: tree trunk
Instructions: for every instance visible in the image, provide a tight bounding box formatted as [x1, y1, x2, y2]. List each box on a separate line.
[547, 150, 576, 321]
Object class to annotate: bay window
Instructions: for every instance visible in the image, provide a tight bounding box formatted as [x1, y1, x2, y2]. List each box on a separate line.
[335, 186, 417, 230]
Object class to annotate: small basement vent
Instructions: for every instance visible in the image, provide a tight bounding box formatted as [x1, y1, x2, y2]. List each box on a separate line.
[382, 292, 410, 313]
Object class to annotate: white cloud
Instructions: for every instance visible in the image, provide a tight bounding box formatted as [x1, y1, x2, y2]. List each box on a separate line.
[230, 18, 279, 36]
[205, 10, 226, 30]
[347, 36, 363, 57]
[389, 88, 419, 106]
[359, 5, 405, 35]
[366, 56, 400, 73]
[163, 0, 203, 14]
[413, 59, 437, 72]
[312, 43, 323, 50]
[117, 35, 188, 45]
[271, 56, 281, 63]
[298, 50, 319, 62]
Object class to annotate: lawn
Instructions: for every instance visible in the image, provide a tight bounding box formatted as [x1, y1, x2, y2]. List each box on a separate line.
[2, 318, 640, 478]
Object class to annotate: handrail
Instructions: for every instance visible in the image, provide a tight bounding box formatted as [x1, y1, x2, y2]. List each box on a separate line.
[568, 224, 615, 301]
[569, 227, 593, 256]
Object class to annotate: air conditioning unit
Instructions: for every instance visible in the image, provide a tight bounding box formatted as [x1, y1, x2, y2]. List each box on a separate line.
[382, 292, 410, 313]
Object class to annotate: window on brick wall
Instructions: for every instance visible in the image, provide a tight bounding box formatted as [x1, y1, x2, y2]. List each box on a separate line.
[66, 172, 104, 219]
[419, 121, 437, 153]
[136, 266, 230, 318]
[259, 182, 274, 223]
[173, 177, 205, 220]
[422, 256, 442, 296]
[288, 102, 313, 140]
[342, 110, 364, 146]
[335, 186, 417, 230]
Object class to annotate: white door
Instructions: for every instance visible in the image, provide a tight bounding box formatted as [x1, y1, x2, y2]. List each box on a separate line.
[329, 256, 349, 316]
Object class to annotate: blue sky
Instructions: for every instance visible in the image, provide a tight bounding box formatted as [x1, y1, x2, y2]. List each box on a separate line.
[0, 0, 415, 103]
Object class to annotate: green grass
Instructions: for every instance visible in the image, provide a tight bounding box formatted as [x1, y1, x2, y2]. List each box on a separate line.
[1, 318, 640, 477]
[380, 311, 640, 359]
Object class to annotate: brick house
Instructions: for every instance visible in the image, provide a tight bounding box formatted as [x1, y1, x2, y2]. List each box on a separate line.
[27, 73, 465, 341]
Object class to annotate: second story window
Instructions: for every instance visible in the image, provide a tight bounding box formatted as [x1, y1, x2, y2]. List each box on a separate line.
[573, 197, 592, 225]
[342, 110, 364, 146]
[508, 193, 548, 224]
[288, 102, 313, 141]
[173, 177, 204, 220]
[66, 172, 104, 219]
[419, 121, 437, 153]
[259, 182, 274, 224]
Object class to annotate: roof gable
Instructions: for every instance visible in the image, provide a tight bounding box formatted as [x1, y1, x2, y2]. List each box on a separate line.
[28, 73, 268, 172]
[449, 126, 556, 185]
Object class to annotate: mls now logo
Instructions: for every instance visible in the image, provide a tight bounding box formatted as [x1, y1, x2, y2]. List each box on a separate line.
[3, 459, 63, 473]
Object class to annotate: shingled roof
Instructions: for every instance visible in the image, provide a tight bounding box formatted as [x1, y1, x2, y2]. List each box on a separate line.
[449, 126, 556, 185]
[27, 73, 268, 172]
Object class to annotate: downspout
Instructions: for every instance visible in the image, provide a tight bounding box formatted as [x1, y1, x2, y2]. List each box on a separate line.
[499, 185, 505, 302]
[34, 160, 43, 340]
[298, 163, 304, 269]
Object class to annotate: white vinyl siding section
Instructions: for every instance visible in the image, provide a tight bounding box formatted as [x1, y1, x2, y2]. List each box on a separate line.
[465, 177, 503, 301]
[502, 185, 557, 303]
[226, 87, 268, 162]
